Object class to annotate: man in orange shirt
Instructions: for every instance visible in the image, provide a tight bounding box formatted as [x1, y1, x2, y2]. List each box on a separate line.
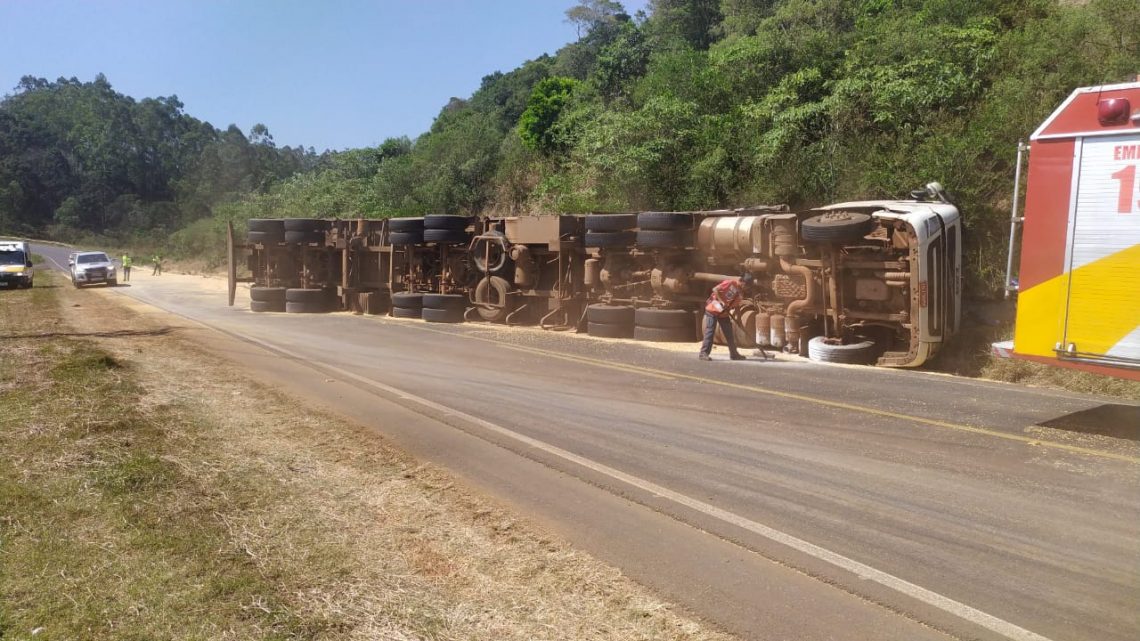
[698, 273, 754, 361]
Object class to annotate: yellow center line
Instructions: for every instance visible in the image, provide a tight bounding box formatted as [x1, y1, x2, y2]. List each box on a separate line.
[409, 323, 1140, 465]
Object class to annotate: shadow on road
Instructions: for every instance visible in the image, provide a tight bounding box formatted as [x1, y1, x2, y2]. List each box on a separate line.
[0, 327, 179, 341]
[1037, 404, 1140, 441]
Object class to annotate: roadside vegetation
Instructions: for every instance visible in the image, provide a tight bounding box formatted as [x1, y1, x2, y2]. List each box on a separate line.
[1, 0, 1137, 386]
[0, 271, 731, 641]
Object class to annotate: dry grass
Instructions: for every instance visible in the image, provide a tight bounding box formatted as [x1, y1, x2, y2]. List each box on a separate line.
[0, 272, 733, 641]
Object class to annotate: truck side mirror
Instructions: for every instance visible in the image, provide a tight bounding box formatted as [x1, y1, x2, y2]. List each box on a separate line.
[26, 260, 33, 268]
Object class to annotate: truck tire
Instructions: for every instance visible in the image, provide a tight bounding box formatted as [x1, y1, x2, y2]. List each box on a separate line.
[423, 228, 470, 244]
[474, 276, 511, 322]
[285, 301, 327, 313]
[250, 286, 287, 303]
[585, 214, 637, 232]
[248, 218, 285, 233]
[423, 215, 471, 231]
[422, 293, 466, 311]
[584, 231, 636, 248]
[801, 212, 873, 244]
[807, 336, 878, 364]
[284, 230, 324, 244]
[637, 212, 693, 230]
[634, 325, 695, 342]
[388, 217, 425, 232]
[285, 288, 326, 304]
[636, 229, 693, 249]
[391, 306, 422, 319]
[472, 231, 511, 274]
[634, 308, 694, 329]
[247, 229, 285, 244]
[422, 307, 465, 323]
[587, 304, 634, 325]
[391, 292, 424, 309]
[283, 218, 330, 232]
[588, 321, 635, 338]
[250, 300, 285, 313]
[388, 231, 424, 245]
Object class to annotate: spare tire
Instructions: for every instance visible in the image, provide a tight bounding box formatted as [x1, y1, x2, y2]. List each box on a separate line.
[285, 288, 326, 304]
[636, 229, 693, 249]
[585, 214, 637, 232]
[388, 217, 425, 232]
[587, 304, 634, 325]
[472, 232, 510, 274]
[634, 325, 695, 342]
[250, 286, 287, 303]
[801, 212, 873, 244]
[423, 228, 470, 244]
[588, 321, 635, 339]
[637, 212, 693, 231]
[585, 231, 636, 248]
[422, 307, 465, 323]
[391, 306, 422, 319]
[283, 218, 330, 232]
[423, 215, 470, 231]
[807, 336, 878, 364]
[473, 276, 511, 322]
[388, 230, 424, 245]
[391, 292, 424, 309]
[635, 308, 694, 329]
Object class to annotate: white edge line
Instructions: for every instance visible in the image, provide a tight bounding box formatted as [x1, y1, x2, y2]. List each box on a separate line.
[226, 329, 1054, 641]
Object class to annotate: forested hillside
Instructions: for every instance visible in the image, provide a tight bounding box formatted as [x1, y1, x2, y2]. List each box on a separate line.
[2, 0, 1138, 295]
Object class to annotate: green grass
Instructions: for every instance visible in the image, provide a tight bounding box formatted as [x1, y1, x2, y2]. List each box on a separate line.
[0, 278, 333, 641]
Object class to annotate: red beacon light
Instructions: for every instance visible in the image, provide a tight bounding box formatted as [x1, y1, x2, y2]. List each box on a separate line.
[1097, 97, 1131, 125]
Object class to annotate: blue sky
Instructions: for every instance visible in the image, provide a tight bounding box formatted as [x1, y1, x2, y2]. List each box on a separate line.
[0, 0, 649, 152]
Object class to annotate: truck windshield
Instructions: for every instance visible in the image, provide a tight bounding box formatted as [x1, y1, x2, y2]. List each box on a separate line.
[77, 253, 109, 264]
[0, 249, 26, 265]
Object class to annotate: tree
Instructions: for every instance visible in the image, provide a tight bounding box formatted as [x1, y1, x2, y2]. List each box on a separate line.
[518, 77, 580, 154]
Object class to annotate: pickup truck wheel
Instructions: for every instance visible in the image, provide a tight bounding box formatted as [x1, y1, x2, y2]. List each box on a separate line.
[634, 325, 696, 342]
[586, 304, 634, 325]
[108, 279, 118, 287]
[801, 212, 873, 244]
[587, 321, 635, 338]
[807, 336, 878, 364]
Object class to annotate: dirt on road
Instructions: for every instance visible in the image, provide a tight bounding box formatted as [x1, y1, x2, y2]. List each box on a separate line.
[0, 272, 733, 641]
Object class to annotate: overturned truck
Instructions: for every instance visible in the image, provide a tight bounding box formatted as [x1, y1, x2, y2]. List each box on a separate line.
[227, 183, 960, 368]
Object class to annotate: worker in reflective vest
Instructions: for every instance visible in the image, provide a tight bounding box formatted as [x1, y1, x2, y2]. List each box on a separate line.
[699, 273, 754, 361]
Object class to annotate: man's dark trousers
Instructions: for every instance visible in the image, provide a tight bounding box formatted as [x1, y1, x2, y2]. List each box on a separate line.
[699, 312, 741, 358]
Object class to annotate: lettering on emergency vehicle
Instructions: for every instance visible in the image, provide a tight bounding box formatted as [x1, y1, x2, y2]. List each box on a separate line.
[1113, 144, 1138, 161]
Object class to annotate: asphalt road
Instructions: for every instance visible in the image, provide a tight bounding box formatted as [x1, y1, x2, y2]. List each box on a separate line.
[31, 243, 1140, 641]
